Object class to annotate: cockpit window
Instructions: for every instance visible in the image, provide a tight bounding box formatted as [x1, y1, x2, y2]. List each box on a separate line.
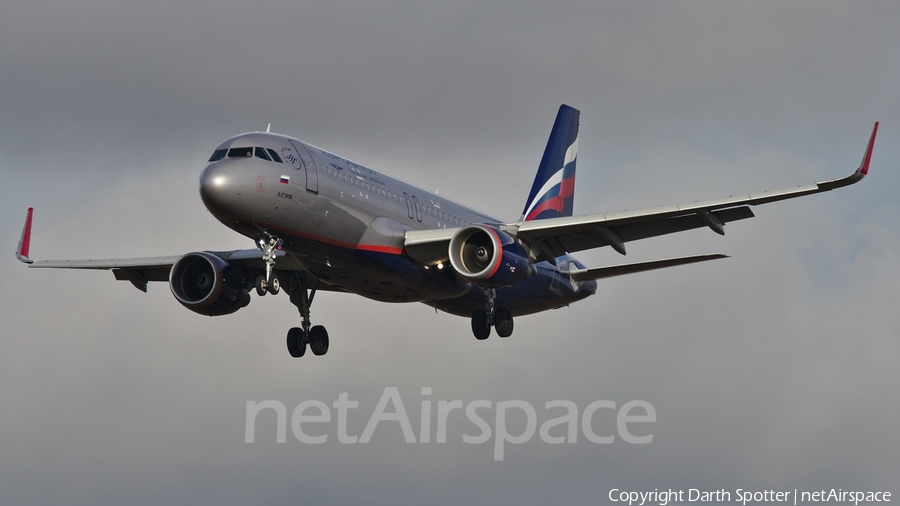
[254, 147, 272, 161]
[227, 147, 253, 158]
[212, 145, 283, 163]
[208, 149, 227, 162]
[266, 148, 283, 163]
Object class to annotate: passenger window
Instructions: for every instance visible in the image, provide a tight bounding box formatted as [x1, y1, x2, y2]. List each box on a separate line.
[266, 148, 283, 163]
[254, 147, 272, 161]
[209, 149, 227, 162]
[228, 147, 253, 158]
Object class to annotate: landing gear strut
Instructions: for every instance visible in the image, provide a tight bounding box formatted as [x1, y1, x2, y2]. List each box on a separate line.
[471, 288, 514, 340]
[284, 272, 329, 358]
[251, 232, 328, 358]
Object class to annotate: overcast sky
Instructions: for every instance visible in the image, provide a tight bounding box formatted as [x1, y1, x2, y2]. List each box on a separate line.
[1, 1, 898, 504]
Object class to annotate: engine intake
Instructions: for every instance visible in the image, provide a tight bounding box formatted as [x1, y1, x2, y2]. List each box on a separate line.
[448, 225, 533, 287]
[169, 252, 250, 316]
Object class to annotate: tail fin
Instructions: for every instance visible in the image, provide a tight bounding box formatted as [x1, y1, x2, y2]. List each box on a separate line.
[520, 104, 580, 222]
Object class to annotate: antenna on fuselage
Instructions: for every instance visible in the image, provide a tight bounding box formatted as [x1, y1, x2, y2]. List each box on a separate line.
[266, 123, 271, 133]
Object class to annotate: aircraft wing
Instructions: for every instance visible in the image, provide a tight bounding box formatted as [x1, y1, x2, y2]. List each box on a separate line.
[27, 255, 182, 291]
[405, 122, 878, 264]
[16, 213, 341, 293]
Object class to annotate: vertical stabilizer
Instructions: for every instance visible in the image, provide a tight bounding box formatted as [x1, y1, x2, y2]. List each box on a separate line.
[521, 105, 580, 222]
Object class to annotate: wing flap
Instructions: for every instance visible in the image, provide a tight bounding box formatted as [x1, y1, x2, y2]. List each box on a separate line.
[112, 268, 162, 292]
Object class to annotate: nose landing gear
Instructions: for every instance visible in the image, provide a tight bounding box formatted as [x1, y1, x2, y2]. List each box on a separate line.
[255, 234, 282, 296]
[255, 275, 280, 296]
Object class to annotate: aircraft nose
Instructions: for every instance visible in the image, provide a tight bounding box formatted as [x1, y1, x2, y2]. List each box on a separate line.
[199, 162, 250, 219]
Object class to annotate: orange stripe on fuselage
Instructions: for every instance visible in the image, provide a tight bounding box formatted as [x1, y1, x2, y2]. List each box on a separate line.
[356, 244, 404, 255]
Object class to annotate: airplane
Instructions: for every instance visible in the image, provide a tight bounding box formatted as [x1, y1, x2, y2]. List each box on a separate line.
[16, 105, 879, 358]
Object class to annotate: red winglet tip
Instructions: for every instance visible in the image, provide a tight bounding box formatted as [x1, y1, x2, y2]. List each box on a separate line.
[18, 208, 33, 261]
[860, 122, 878, 176]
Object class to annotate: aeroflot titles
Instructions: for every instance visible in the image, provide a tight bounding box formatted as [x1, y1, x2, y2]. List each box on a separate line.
[244, 387, 655, 461]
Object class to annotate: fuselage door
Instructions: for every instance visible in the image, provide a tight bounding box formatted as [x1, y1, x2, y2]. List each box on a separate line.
[403, 193, 414, 220]
[411, 196, 423, 222]
[289, 139, 318, 194]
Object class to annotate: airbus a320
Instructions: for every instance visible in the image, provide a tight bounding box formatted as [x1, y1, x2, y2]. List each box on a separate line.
[16, 106, 879, 357]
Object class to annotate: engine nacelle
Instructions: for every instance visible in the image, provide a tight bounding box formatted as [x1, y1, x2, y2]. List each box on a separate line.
[448, 224, 533, 288]
[169, 252, 250, 316]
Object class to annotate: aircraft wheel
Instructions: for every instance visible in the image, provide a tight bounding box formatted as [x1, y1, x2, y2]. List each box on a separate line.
[495, 307, 513, 338]
[471, 310, 491, 340]
[287, 327, 306, 358]
[309, 325, 329, 356]
[267, 276, 280, 295]
[255, 276, 267, 297]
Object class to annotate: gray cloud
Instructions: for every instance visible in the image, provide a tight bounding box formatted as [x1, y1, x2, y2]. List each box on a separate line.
[1, 1, 898, 504]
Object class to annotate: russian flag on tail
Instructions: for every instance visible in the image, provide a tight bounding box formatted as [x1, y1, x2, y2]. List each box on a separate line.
[521, 104, 579, 222]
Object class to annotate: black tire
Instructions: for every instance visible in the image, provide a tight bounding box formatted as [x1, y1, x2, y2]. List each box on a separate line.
[309, 325, 329, 356]
[471, 310, 491, 340]
[287, 327, 305, 358]
[255, 275, 267, 297]
[267, 275, 280, 295]
[495, 307, 513, 338]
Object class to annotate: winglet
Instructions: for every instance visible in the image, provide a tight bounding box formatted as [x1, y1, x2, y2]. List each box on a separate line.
[16, 207, 34, 264]
[859, 121, 878, 176]
[816, 122, 879, 191]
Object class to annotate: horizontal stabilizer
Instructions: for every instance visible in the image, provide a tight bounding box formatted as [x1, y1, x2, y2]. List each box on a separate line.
[569, 254, 728, 281]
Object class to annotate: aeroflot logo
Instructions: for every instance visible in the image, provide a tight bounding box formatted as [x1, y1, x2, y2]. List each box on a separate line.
[244, 387, 656, 461]
[523, 136, 578, 221]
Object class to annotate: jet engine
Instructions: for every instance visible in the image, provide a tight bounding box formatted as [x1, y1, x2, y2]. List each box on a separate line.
[448, 224, 533, 288]
[169, 252, 250, 316]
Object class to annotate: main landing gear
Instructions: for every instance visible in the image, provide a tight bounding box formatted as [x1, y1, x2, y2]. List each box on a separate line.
[284, 272, 329, 358]
[471, 288, 514, 340]
[255, 232, 329, 358]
